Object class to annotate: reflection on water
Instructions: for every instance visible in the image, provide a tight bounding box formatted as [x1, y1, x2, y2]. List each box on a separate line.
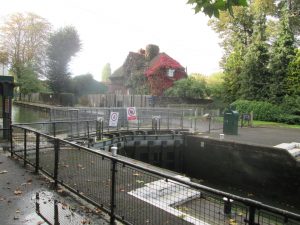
[34, 191, 107, 225]
[12, 105, 50, 123]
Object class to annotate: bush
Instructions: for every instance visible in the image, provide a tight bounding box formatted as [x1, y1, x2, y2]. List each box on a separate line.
[277, 114, 300, 125]
[280, 95, 300, 115]
[59, 93, 75, 106]
[231, 100, 283, 121]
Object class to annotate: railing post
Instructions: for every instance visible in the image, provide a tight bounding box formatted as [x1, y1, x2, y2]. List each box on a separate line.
[110, 159, 117, 224]
[35, 133, 40, 173]
[167, 109, 170, 130]
[54, 199, 60, 225]
[54, 138, 60, 188]
[208, 115, 211, 133]
[87, 121, 90, 148]
[53, 122, 56, 137]
[10, 125, 13, 157]
[36, 192, 40, 214]
[181, 110, 184, 130]
[24, 129, 27, 166]
[248, 205, 256, 225]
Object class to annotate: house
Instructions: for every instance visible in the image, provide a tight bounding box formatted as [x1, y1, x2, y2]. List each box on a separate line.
[145, 52, 187, 96]
[109, 45, 187, 96]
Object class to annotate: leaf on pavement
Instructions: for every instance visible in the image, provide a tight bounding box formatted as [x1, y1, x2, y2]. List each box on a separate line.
[14, 190, 22, 195]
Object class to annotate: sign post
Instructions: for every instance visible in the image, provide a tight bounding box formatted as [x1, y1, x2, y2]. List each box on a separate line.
[109, 112, 119, 127]
[126, 107, 137, 121]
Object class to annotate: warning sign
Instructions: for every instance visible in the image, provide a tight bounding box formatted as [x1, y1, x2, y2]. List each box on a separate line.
[127, 107, 137, 121]
[109, 112, 119, 127]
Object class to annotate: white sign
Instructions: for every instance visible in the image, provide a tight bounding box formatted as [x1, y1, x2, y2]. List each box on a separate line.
[109, 112, 119, 127]
[127, 107, 137, 121]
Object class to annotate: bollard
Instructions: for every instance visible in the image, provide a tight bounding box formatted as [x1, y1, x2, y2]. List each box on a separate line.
[223, 197, 233, 215]
[111, 146, 118, 156]
[220, 133, 224, 140]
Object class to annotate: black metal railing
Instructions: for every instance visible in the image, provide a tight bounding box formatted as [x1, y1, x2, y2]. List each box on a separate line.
[10, 124, 300, 225]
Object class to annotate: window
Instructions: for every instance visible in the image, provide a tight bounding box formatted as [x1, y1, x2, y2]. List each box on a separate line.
[167, 69, 175, 77]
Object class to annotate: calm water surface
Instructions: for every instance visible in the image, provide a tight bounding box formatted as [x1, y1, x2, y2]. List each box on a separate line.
[12, 105, 50, 123]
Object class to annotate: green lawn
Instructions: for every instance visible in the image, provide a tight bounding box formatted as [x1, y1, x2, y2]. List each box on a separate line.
[214, 117, 300, 129]
[251, 120, 300, 129]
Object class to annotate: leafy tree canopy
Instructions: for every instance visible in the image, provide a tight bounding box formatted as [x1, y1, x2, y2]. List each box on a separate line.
[187, 0, 248, 18]
[164, 76, 208, 98]
[18, 64, 47, 95]
[0, 12, 51, 78]
[71, 74, 107, 96]
[46, 26, 81, 93]
[101, 63, 111, 82]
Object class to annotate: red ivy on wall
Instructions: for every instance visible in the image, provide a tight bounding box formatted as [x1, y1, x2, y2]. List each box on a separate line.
[145, 54, 187, 96]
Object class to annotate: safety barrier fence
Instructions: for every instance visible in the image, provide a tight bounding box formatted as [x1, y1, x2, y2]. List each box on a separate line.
[14, 112, 222, 139]
[9, 124, 300, 225]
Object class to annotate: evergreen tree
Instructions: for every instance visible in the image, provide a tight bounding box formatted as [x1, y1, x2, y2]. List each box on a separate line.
[268, 6, 296, 103]
[101, 63, 111, 82]
[286, 49, 300, 96]
[240, 13, 270, 100]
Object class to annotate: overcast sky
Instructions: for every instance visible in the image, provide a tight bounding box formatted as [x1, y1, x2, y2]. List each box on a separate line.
[0, 0, 223, 80]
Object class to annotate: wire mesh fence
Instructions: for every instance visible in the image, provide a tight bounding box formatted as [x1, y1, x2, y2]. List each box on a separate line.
[10, 124, 300, 225]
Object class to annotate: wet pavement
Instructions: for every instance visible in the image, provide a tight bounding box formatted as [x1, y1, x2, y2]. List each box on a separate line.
[0, 146, 111, 225]
[198, 126, 300, 147]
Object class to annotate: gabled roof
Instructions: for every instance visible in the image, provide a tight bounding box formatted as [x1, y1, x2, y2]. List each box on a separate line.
[110, 52, 146, 80]
[146, 53, 184, 76]
[110, 66, 124, 79]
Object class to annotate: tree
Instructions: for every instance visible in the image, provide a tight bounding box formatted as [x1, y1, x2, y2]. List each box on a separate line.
[286, 49, 300, 96]
[0, 13, 51, 79]
[101, 63, 111, 82]
[206, 72, 226, 107]
[278, 0, 300, 40]
[18, 64, 46, 95]
[187, 0, 248, 18]
[71, 74, 107, 96]
[268, 6, 296, 103]
[164, 76, 208, 98]
[208, 6, 254, 66]
[46, 26, 81, 93]
[239, 12, 270, 101]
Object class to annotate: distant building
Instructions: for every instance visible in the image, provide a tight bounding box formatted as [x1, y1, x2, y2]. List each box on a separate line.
[109, 45, 187, 96]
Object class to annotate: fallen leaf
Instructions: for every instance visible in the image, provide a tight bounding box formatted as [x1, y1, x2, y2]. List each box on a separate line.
[136, 180, 144, 184]
[0, 170, 8, 174]
[94, 208, 102, 213]
[14, 190, 22, 195]
[133, 173, 140, 176]
[57, 189, 63, 193]
[37, 221, 45, 225]
[15, 209, 21, 213]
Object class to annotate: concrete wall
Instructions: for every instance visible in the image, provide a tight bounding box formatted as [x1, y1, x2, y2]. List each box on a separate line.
[184, 135, 300, 208]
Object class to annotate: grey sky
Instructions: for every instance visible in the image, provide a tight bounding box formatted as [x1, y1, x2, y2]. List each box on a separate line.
[0, 0, 223, 80]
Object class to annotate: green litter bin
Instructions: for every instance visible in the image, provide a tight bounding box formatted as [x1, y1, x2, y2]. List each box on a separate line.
[223, 107, 239, 135]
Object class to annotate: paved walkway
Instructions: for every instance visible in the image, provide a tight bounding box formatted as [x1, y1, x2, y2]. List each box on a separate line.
[0, 146, 111, 225]
[199, 126, 300, 147]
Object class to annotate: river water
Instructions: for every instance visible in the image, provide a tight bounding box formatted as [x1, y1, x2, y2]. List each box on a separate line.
[12, 105, 50, 123]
